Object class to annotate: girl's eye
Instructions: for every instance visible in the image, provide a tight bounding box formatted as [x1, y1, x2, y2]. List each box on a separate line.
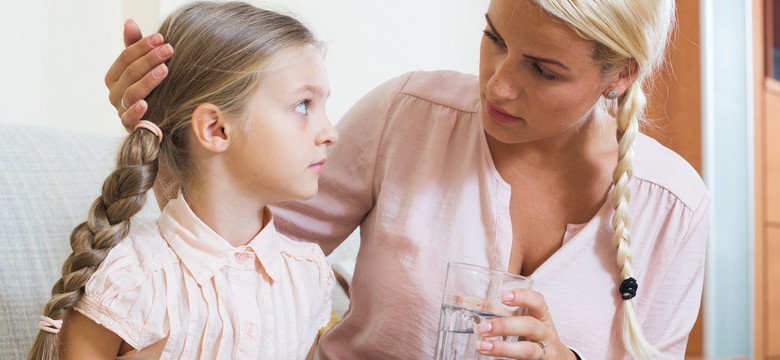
[533, 64, 557, 81]
[294, 101, 309, 115]
[483, 30, 504, 46]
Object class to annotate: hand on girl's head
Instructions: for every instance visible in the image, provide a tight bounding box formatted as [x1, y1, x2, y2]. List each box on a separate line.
[106, 19, 172, 128]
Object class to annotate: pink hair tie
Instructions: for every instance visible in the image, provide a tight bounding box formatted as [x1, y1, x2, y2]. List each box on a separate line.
[134, 120, 163, 143]
[38, 316, 63, 334]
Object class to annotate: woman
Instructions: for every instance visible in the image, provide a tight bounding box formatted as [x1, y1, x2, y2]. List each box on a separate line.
[106, 0, 708, 358]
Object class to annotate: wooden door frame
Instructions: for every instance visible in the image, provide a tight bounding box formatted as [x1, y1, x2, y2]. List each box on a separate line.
[750, 0, 780, 358]
[753, 0, 765, 358]
[645, 0, 703, 354]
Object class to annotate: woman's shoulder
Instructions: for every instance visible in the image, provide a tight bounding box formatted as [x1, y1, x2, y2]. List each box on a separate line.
[358, 70, 479, 112]
[398, 70, 481, 113]
[632, 133, 709, 210]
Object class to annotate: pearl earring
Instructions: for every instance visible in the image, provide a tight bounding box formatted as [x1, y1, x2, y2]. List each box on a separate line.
[607, 90, 618, 99]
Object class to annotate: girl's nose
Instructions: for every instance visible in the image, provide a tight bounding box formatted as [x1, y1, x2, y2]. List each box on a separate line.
[316, 116, 338, 146]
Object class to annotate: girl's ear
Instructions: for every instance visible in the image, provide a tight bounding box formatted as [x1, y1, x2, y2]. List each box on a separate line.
[191, 103, 233, 153]
[603, 58, 639, 98]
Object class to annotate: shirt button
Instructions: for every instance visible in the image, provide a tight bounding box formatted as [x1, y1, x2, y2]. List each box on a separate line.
[246, 323, 258, 338]
[235, 252, 251, 264]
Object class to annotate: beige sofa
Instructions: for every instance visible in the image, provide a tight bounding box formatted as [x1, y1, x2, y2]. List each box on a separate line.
[0, 123, 160, 359]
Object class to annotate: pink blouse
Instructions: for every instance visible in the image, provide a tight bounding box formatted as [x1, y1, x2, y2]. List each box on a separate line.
[76, 193, 333, 359]
[273, 71, 710, 359]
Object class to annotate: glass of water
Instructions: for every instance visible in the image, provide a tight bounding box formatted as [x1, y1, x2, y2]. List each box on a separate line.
[434, 262, 533, 360]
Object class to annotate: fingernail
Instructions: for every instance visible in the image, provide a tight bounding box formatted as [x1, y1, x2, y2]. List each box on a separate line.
[148, 33, 164, 47]
[478, 341, 494, 351]
[134, 101, 146, 113]
[476, 322, 492, 335]
[501, 291, 514, 302]
[156, 44, 173, 58]
[152, 64, 167, 78]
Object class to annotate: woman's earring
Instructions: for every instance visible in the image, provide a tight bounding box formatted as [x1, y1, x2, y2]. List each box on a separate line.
[607, 90, 618, 99]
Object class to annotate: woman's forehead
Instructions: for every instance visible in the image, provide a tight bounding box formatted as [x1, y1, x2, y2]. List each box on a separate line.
[487, 0, 595, 61]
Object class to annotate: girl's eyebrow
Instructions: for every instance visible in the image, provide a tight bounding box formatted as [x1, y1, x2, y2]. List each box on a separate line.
[484, 13, 570, 71]
[295, 84, 330, 98]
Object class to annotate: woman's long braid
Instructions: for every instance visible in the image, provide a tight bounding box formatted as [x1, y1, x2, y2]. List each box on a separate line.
[28, 130, 160, 360]
[612, 81, 662, 360]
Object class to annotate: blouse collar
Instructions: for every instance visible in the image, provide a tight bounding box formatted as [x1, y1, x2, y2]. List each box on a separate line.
[157, 192, 284, 285]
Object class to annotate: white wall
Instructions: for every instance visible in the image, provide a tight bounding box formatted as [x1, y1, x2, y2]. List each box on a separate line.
[0, 0, 489, 135]
[0, 1, 125, 135]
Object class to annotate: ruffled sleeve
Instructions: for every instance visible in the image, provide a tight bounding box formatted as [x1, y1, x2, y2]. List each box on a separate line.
[281, 241, 335, 329]
[312, 246, 336, 329]
[74, 232, 179, 350]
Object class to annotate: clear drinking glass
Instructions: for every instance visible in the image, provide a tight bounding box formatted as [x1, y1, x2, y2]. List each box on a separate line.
[433, 262, 533, 360]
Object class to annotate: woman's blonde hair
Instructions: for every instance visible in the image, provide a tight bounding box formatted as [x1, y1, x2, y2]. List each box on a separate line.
[28, 2, 317, 359]
[531, 0, 676, 358]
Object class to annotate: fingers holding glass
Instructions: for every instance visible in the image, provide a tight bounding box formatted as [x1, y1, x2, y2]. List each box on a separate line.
[477, 339, 546, 360]
[474, 314, 548, 358]
[474, 288, 570, 359]
[500, 288, 552, 322]
[434, 263, 533, 360]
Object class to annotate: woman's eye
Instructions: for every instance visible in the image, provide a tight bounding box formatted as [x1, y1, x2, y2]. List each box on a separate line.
[534, 64, 557, 81]
[294, 101, 309, 115]
[483, 30, 504, 46]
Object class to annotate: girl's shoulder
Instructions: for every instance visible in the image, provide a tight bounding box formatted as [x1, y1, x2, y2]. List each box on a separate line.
[75, 221, 178, 349]
[277, 232, 330, 267]
[275, 232, 334, 289]
[275, 233, 335, 328]
[83, 220, 178, 297]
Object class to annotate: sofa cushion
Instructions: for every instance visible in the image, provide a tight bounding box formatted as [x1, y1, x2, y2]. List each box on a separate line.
[0, 123, 159, 359]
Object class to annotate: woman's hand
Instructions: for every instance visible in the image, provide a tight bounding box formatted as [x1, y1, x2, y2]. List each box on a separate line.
[474, 288, 577, 360]
[105, 19, 173, 130]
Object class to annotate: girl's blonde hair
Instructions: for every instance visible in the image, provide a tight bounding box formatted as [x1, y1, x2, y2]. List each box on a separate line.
[530, 0, 675, 358]
[28, 2, 317, 359]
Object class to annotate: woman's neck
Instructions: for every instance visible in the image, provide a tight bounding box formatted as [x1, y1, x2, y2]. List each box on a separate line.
[488, 107, 618, 174]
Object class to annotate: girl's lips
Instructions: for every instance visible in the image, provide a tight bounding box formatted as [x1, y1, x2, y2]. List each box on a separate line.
[308, 158, 326, 171]
[486, 102, 523, 124]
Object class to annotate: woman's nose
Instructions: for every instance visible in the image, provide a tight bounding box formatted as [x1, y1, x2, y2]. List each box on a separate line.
[487, 61, 522, 101]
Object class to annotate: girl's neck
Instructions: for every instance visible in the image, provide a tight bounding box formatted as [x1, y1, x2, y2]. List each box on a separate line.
[181, 182, 270, 248]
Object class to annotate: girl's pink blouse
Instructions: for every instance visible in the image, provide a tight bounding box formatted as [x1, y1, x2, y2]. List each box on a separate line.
[272, 71, 710, 359]
[75, 194, 334, 359]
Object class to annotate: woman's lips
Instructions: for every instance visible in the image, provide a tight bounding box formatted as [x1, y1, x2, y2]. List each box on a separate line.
[486, 101, 523, 124]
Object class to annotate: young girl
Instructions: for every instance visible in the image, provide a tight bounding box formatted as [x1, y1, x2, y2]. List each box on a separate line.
[28, 2, 337, 359]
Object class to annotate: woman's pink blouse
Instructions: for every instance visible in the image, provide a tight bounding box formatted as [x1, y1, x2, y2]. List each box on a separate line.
[75, 194, 334, 359]
[272, 71, 710, 359]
